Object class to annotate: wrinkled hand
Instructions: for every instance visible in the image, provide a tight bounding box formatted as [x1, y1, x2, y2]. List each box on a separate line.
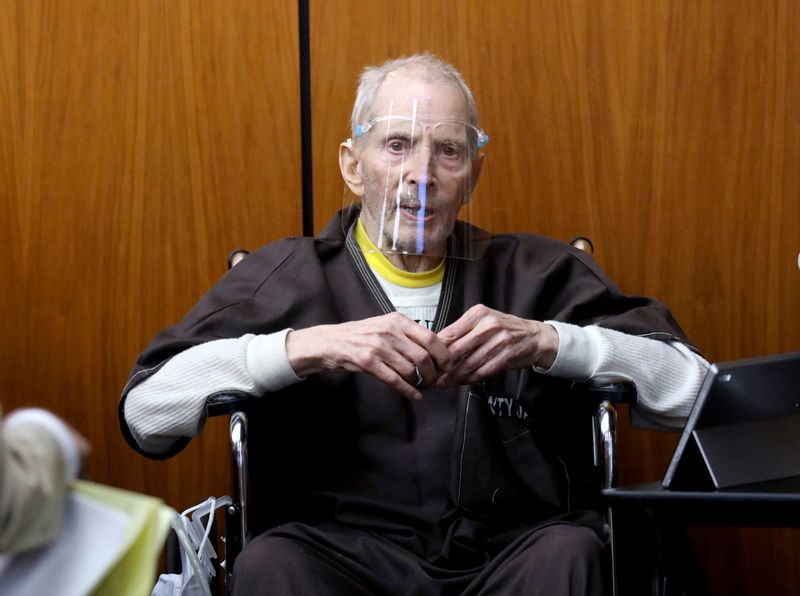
[286, 313, 452, 400]
[435, 304, 559, 388]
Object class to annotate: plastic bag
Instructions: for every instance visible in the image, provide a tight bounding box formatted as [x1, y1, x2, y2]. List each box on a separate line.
[151, 496, 232, 596]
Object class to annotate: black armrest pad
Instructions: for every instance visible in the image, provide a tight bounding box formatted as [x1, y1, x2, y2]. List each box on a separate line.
[206, 392, 254, 417]
[574, 380, 637, 404]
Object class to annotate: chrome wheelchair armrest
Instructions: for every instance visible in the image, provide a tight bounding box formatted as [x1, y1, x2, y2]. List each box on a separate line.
[575, 381, 637, 490]
[577, 380, 637, 596]
[205, 393, 252, 580]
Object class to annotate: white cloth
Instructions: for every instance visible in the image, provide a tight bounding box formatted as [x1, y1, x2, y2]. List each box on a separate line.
[4, 409, 82, 481]
[544, 321, 707, 426]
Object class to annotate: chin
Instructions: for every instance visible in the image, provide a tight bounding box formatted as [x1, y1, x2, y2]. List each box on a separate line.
[391, 233, 447, 256]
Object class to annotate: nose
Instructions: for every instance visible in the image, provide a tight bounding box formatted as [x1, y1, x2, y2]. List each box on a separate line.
[405, 142, 434, 189]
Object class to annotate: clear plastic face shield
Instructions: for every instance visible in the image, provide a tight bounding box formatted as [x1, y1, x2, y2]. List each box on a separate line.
[341, 89, 490, 263]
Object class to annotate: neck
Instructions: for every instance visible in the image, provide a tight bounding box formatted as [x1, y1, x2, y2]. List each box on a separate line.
[355, 217, 445, 275]
[386, 252, 442, 273]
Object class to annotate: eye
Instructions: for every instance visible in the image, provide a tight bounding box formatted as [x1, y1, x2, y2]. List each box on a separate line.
[438, 142, 464, 160]
[385, 136, 411, 155]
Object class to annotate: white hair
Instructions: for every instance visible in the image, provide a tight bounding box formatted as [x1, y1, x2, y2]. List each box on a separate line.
[350, 53, 480, 138]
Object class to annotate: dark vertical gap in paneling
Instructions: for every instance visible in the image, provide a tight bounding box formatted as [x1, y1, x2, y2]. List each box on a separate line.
[298, 0, 314, 236]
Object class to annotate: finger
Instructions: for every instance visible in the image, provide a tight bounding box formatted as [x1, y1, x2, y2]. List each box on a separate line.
[347, 334, 430, 396]
[439, 339, 504, 387]
[464, 359, 504, 384]
[438, 306, 499, 359]
[437, 360, 475, 388]
[408, 350, 439, 387]
[445, 313, 505, 362]
[435, 370, 454, 388]
[359, 342, 418, 383]
[380, 344, 429, 388]
[369, 320, 446, 387]
[437, 304, 485, 345]
[394, 336, 452, 386]
[400, 321, 453, 374]
[382, 335, 430, 378]
[446, 331, 488, 363]
[373, 361, 423, 400]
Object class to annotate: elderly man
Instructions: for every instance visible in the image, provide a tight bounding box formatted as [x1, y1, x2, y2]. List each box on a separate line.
[121, 54, 708, 595]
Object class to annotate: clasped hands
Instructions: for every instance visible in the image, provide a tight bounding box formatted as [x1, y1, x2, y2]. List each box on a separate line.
[286, 305, 559, 401]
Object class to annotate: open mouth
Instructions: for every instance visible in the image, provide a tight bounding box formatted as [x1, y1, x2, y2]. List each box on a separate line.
[400, 202, 435, 222]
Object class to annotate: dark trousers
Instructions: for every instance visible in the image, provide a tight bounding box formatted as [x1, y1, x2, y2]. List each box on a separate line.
[232, 519, 607, 596]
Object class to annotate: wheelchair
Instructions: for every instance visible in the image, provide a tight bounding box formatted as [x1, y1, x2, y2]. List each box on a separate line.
[190, 237, 652, 596]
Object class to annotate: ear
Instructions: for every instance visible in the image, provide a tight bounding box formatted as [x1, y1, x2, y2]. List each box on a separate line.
[462, 153, 484, 204]
[339, 140, 364, 197]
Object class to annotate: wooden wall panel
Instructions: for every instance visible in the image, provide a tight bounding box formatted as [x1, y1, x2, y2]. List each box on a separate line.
[1, 0, 798, 592]
[310, 1, 799, 594]
[0, 0, 301, 511]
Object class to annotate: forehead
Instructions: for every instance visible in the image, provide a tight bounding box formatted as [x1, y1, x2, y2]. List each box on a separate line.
[370, 70, 469, 123]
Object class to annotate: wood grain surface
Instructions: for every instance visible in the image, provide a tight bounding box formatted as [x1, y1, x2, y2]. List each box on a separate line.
[1, 0, 797, 592]
[0, 0, 302, 510]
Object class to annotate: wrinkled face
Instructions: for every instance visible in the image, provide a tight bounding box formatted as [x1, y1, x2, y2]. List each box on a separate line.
[344, 72, 482, 258]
